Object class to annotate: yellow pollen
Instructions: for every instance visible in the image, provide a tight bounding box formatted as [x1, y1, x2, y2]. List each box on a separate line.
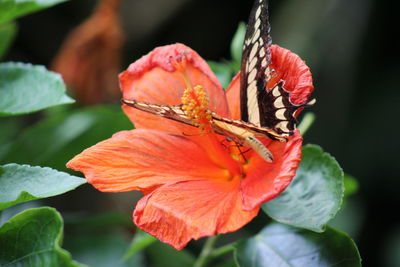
[181, 85, 212, 129]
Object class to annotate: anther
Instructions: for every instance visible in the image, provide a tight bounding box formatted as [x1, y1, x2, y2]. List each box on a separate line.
[181, 85, 212, 131]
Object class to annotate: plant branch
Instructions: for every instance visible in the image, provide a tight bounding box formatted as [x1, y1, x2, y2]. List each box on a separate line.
[209, 242, 236, 259]
[193, 235, 220, 267]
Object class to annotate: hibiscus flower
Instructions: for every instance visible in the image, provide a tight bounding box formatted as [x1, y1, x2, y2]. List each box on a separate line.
[67, 43, 313, 250]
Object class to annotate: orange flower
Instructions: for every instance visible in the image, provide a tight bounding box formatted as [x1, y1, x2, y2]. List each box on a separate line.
[67, 43, 313, 250]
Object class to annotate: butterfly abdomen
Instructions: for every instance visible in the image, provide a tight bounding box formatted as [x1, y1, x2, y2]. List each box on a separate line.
[244, 136, 273, 162]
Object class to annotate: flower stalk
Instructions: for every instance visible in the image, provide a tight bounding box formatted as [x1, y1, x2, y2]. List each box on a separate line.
[193, 235, 220, 267]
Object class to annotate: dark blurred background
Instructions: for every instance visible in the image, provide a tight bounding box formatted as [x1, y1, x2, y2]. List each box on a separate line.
[3, 0, 399, 266]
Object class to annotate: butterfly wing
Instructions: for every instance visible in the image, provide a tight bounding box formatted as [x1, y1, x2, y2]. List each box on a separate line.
[240, 0, 273, 128]
[240, 0, 316, 139]
[122, 99, 195, 127]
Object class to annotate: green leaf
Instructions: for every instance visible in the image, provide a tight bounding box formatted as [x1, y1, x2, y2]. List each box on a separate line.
[262, 145, 344, 232]
[147, 241, 195, 267]
[0, 0, 68, 24]
[230, 22, 246, 66]
[0, 62, 74, 116]
[64, 232, 144, 267]
[1, 106, 132, 171]
[234, 223, 361, 267]
[0, 163, 86, 210]
[0, 201, 40, 227]
[0, 207, 84, 266]
[123, 230, 157, 261]
[0, 21, 17, 59]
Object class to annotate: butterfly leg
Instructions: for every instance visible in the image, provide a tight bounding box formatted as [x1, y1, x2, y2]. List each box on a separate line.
[233, 142, 252, 163]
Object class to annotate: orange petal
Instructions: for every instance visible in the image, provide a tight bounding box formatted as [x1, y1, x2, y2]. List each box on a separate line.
[134, 179, 259, 250]
[270, 45, 314, 105]
[119, 43, 230, 134]
[240, 130, 303, 210]
[66, 129, 227, 192]
[225, 72, 241, 120]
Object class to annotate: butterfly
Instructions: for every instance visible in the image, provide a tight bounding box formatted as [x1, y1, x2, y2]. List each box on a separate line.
[122, 0, 315, 162]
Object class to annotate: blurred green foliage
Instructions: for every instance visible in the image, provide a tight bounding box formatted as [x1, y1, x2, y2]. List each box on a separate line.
[0, 106, 132, 171]
[0, 21, 16, 59]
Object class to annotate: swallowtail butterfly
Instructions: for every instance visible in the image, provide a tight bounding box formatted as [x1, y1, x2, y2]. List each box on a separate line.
[122, 0, 315, 162]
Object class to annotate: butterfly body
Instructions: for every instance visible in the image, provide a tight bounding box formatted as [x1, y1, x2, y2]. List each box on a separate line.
[122, 99, 287, 143]
[122, 98, 281, 162]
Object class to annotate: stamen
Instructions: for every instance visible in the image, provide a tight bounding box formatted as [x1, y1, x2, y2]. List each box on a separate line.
[181, 85, 212, 131]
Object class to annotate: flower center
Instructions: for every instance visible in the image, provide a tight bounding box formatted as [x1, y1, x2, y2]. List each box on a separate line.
[181, 84, 244, 179]
[181, 85, 212, 131]
[170, 54, 245, 179]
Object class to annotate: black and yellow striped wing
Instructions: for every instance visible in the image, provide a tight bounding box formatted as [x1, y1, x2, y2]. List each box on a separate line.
[240, 0, 273, 128]
[122, 99, 194, 127]
[240, 0, 314, 139]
